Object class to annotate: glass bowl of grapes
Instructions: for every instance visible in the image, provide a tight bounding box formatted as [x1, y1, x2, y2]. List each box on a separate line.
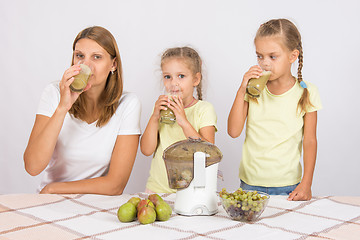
[219, 188, 269, 222]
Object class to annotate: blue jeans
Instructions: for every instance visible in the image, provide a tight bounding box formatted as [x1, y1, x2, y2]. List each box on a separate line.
[240, 180, 299, 195]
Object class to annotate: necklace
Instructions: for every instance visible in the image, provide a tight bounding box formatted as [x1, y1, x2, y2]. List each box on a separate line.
[184, 97, 196, 108]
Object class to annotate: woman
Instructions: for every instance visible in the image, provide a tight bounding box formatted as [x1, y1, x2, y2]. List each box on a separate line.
[24, 26, 141, 195]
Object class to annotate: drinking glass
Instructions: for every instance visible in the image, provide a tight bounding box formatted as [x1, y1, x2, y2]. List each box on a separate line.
[159, 86, 180, 124]
[70, 61, 92, 92]
[246, 70, 271, 98]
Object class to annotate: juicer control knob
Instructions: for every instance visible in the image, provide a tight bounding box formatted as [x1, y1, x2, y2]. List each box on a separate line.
[196, 208, 203, 214]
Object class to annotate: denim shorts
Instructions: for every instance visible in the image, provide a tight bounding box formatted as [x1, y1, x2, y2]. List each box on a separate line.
[240, 180, 299, 195]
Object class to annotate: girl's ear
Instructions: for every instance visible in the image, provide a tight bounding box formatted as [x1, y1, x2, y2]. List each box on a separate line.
[290, 49, 299, 63]
[193, 72, 201, 86]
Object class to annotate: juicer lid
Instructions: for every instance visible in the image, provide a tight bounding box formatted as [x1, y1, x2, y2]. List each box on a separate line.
[162, 137, 223, 166]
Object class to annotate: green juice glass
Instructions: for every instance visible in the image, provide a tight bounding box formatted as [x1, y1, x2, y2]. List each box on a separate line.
[70, 64, 92, 92]
[246, 71, 271, 98]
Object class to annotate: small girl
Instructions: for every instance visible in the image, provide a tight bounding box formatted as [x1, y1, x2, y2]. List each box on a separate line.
[141, 47, 217, 193]
[228, 19, 322, 201]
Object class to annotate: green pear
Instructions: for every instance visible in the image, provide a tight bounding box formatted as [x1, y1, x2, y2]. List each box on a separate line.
[137, 205, 156, 224]
[155, 202, 172, 221]
[127, 197, 141, 208]
[117, 202, 137, 222]
[137, 199, 154, 212]
[148, 194, 164, 206]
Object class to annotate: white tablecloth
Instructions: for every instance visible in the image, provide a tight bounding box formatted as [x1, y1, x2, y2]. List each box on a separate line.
[1, 193, 359, 240]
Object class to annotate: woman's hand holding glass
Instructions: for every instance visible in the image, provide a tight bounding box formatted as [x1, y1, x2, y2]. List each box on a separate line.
[58, 63, 92, 112]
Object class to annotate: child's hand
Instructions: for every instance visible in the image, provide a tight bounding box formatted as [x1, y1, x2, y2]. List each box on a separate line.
[287, 182, 312, 201]
[152, 95, 170, 120]
[240, 65, 263, 89]
[167, 95, 188, 127]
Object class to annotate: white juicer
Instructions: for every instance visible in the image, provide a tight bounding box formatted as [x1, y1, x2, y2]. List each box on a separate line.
[163, 138, 223, 216]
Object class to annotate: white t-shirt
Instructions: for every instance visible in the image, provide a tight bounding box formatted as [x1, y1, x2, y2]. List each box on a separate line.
[36, 81, 141, 192]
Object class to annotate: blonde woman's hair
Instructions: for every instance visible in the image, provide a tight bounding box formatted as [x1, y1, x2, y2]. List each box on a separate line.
[160, 46, 203, 100]
[69, 26, 123, 127]
[255, 18, 313, 113]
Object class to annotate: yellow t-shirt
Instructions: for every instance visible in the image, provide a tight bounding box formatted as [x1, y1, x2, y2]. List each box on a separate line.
[240, 81, 322, 187]
[146, 100, 217, 193]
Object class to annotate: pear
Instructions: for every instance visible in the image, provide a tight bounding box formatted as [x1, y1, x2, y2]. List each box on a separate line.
[148, 194, 164, 206]
[155, 201, 172, 221]
[127, 197, 141, 208]
[137, 199, 154, 212]
[137, 205, 156, 224]
[117, 202, 137, 222]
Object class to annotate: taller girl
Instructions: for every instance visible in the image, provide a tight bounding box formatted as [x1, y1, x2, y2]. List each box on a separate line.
[141, 47, 217, 193]
[228, 19, 322, 200]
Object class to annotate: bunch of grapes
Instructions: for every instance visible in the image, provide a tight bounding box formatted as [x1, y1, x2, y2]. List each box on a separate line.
[219, 188, 269, 222]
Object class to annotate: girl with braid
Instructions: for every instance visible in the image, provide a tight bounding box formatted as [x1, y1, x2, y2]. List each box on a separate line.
[228, 19, 322, 200]
[141, 46, 217, 193]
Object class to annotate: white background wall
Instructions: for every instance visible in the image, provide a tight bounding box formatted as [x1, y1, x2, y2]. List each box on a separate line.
[1, 0, 359, 196]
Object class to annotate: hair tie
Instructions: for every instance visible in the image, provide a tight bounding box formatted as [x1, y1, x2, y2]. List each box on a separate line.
[300, 81, 307, 89]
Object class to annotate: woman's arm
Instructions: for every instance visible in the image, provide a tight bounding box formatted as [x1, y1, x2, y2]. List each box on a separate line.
[24, 65, 83, 176]
[288, 111, 318, 201]
[24, 109, 67, 176]
[40, 134, 140, 195]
